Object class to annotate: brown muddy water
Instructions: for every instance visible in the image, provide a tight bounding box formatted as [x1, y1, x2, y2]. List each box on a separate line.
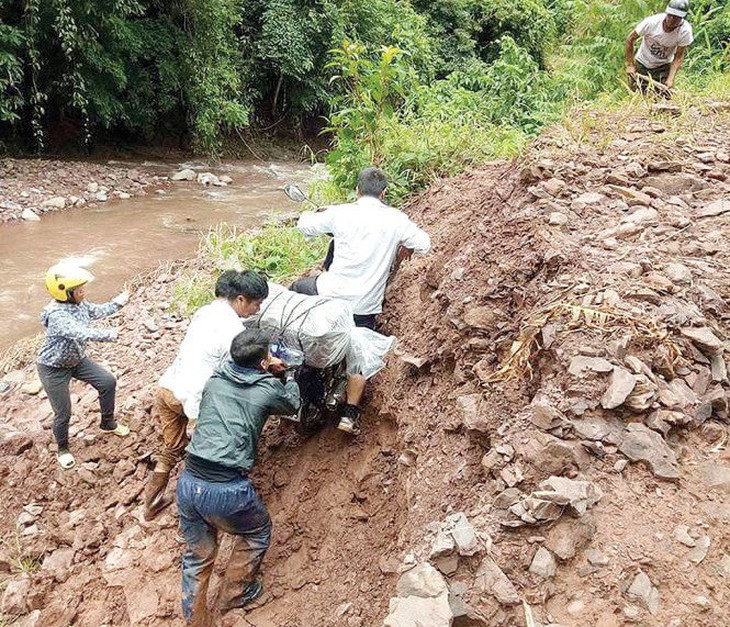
[0, 160, 313, 354]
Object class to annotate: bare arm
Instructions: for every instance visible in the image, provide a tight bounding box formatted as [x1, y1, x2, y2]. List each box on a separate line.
[666, 46, 687, 88]
[625, 31, 639, 74]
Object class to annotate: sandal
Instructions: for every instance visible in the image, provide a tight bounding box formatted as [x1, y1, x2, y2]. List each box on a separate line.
[101, 423, 131, 437]
[57, 450, 76, 470]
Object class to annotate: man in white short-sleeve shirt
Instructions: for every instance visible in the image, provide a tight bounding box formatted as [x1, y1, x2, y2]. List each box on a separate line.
[626, 0, 694, 91]
[292, 167, 430, 434]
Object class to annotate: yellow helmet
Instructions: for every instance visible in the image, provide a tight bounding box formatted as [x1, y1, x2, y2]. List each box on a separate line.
[45, 263, 95, 302]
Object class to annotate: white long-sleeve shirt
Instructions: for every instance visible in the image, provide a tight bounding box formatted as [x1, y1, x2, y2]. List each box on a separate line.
[158, 299, 244, 419]
[297, 195, 431, 315]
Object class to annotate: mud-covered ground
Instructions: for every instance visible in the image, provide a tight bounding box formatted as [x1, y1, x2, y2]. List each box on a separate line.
[1, 102, 730, 626]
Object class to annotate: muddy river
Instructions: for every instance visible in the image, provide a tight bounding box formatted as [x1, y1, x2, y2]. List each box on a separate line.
[0, 160, 312, 354]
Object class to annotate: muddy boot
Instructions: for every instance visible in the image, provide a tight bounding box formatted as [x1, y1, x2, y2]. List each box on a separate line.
[219, 580, 265, 612]
[144, 471, 173, 521]
[337, 403, 361, 435]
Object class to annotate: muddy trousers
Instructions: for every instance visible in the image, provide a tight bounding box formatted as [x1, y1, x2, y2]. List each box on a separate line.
[37, 358, 116, 450]
[177, 469, 271, 625]
[153, 386, 188, 473]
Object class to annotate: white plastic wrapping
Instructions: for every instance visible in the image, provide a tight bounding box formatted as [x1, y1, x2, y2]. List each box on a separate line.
[248, 282, 396, 379]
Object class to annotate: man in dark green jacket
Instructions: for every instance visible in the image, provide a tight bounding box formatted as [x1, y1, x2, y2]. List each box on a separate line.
[176, 329, 300, 625]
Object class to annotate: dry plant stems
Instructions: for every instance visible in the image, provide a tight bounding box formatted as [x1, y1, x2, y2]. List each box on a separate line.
[0, 333, 43, 375]
[484, 300, 682, 383]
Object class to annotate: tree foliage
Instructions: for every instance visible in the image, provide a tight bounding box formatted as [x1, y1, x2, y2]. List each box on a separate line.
[0, 0, 727, 153]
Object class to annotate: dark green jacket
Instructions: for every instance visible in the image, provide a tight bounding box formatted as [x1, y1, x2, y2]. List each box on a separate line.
[186, 361, 300, 472]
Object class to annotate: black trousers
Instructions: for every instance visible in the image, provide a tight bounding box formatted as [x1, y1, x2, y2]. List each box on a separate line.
[37, 357, 116, 450]
[289, 277, 377, 331]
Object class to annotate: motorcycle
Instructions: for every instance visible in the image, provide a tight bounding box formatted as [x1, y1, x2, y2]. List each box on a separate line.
[270, 341, 348, 436]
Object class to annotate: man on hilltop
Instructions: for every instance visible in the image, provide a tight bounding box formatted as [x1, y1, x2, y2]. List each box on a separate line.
[626, 0, 694, 94]
[291, 167, 430, 435]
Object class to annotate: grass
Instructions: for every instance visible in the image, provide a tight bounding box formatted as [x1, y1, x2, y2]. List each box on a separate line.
[1, 533, 40, 576]
[170, 220, 329, 316]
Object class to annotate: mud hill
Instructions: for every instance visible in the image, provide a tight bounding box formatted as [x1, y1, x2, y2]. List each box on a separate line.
[1, 102, 730, 626]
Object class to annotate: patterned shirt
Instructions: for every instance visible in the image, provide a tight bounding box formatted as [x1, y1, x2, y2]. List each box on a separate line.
[37, 300, 120, 368]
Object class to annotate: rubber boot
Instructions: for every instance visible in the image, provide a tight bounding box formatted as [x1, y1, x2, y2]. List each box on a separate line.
[144, 470, 173, 521]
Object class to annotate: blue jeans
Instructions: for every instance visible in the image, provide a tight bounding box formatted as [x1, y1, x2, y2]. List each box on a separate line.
[177, 469, 271, 624]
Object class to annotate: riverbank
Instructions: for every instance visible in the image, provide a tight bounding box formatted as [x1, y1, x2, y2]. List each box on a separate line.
[0, 158, 171, 223]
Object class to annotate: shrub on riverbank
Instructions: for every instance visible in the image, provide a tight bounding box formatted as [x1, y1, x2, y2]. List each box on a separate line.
[171, 222, 328, 315]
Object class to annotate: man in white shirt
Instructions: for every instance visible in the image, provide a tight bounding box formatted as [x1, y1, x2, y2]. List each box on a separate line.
[143, 270, 270, 520]
[292, 167, 430, 434]
[626, 0, 694, 93]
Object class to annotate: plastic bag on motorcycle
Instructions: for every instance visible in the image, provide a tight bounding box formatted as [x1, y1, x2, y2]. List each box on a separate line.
[247, 282, 396, 379]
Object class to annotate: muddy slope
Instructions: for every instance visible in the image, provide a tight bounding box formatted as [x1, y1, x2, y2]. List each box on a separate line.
[1, 103, 730, 626]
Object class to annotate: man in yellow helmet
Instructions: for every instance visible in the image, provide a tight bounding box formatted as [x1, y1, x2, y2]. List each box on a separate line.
[37, 263, 130, 469]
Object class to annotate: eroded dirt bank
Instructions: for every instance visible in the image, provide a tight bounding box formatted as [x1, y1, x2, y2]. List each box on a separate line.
[1, 103, 730, 626]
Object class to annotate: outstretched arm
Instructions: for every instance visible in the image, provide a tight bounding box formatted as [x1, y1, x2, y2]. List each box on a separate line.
[297, 209, 335, 237]
[625, 30, 639, 76]
[46, 310, 117, 342]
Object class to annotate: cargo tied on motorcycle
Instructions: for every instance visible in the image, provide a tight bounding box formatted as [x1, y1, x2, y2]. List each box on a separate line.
[249, 282, 397, 434]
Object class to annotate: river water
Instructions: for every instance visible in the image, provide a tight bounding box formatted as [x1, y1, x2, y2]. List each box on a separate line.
[0, 160, 312, 354]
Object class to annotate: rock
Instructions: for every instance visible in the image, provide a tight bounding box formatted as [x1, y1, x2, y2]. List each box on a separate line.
[456, 394, 488, 433]
[384, 594, 453, 626]
[396, 563, 448, 598]
[680, 327, 724, 355]
[429, 531, 455, 560]
[696, 198, 729, 218]
[546, 516, 596, 560]
[623, 206, 658, 225]
[95, 191, 108, 202]
[625, 375, 658, 412]
[474, 557, 520, 606]
[700, 463, 730, 493]
[644, 172, 703, 195]
[572, 191, 605, 208]
[1, 574, 31, 614]
[529, 547, 557, 579]
[673, 525, 695, 547]
[171, 168, 196, 181]
[521, 432, 587, 475]
[619, 423, 680, 480]
[117, 192, 131, 200]
[529, 399, 564, 430]
[627, 571, 660, 615]
[41, 547, 75, 583]
[568, 356, 613, 377]
[463, 307, 497, 329]
[688, 536, 711, 564]
[104, 547, 134, 571]
[539, 476, 602, 516]
[445, 513, 480, 556]
[664, 263, 692, 285]
[21, 380, 43, 395]
[710, 354, 727, 382]
[542, 178, 567, 197]
[571, 414, 624, 443]
[601, 367, 637, 409]
[548, 212, 568, 226]
[21, 208, 41, 221]
[584, 549, 610, 566]
[42, 196, 66, 209]
[608, 185, 652, 206]
[86, 182, 99, 193]
[219, 175, 233, 185]
[197, 172, 220, 186]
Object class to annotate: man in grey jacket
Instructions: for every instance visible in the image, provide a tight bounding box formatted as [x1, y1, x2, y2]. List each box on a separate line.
[176, 329, 300, 625]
